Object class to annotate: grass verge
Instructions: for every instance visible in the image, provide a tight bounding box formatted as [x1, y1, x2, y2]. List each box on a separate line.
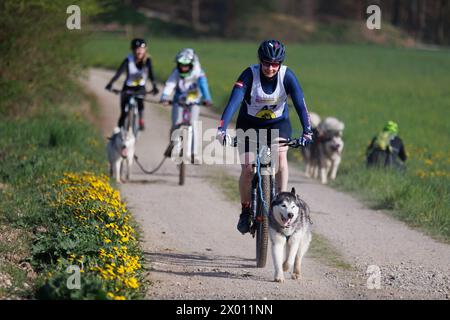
[0, 95, 146, 299]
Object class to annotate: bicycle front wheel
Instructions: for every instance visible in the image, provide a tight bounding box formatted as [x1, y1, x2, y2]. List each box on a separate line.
[256, 174, 271, 268]
[178, 134, 185, 186]
[179, 162, 185, 186]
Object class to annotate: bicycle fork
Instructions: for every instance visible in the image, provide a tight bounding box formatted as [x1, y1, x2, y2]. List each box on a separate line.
[250, 174, 258, 237]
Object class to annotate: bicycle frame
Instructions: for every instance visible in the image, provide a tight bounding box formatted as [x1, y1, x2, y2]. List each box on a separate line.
[110, 89, 146, 138]
[172, 102, 196, 164]
[249, 144, 277, 234]
[124, 95, 140, 137]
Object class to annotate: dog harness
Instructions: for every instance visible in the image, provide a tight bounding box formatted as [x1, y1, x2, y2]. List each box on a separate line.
[268, 213, 300, 241]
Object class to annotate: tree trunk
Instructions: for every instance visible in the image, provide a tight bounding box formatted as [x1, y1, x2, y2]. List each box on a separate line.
[391, 0, 401, 26]
[301, 0, 316, 20]
[192, 0, 200, 31]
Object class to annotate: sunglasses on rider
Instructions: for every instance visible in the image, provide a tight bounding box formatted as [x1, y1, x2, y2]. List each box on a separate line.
[261, 60, 281, 68]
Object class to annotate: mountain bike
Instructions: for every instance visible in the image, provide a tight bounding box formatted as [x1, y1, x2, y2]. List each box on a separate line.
[166, 96, 205, 186]
[231, 135, 304, 267]
[111, 89, 148, 138]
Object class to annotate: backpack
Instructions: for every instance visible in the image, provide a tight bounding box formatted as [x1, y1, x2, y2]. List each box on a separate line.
[373, 131, 395, 152]
[366, 132, 396, 168]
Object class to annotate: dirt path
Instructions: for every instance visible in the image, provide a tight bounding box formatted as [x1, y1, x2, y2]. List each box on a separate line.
[83, 69, 449, 300]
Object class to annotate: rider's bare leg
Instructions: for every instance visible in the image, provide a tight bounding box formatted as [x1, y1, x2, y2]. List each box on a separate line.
[275, 145, 289, 193]
[239, 164, 253, 204]
[190, 105, 200, 158]
[239, 152, 255, 205]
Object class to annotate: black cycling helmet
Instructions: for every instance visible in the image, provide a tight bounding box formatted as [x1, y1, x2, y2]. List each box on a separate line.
[258, 39, 285, 63]
[131, 38, 147, 50]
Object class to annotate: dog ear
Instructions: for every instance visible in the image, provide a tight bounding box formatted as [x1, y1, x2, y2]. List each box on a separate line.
[291, 187, 296, 195]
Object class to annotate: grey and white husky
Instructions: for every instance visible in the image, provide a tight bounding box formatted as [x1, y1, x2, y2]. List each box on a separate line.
[305, 117, 345, 184]
[269, 188, 312, 282]
[107, 126, 135, 183]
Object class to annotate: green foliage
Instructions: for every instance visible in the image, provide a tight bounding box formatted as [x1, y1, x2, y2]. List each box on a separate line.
[0, 0, 105, 116]
[31, 171, 145, 300]
[0, 106, 109, 299]
[36, 271, 108, 300]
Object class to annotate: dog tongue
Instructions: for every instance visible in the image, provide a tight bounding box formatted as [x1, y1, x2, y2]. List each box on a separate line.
[121, 148, 128, 157]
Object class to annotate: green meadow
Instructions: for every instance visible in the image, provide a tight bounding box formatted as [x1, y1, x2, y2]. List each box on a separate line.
[83, 33, 450, 241]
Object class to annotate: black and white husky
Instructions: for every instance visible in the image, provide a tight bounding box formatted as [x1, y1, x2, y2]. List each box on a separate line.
[107, 126, 135, 183]
[269, 188, 312, 282]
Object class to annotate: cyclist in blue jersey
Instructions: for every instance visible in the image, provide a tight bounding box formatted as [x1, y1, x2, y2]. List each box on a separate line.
[217, 40, 313, 234]
[105, 38, 159, 131]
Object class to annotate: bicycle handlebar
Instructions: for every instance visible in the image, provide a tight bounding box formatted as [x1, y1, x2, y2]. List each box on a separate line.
[229, 137, 305, 148]
[159, 99, 213, 108]
[110, 88, 152, 97]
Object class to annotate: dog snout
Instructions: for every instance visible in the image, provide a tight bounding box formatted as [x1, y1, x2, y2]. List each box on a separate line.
[330, 143, 340, 151]
[288, 212, 294, 219]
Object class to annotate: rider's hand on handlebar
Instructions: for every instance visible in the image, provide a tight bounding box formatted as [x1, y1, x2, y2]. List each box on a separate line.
[299, 130, 314, 146]
[216, 128, 232, 146]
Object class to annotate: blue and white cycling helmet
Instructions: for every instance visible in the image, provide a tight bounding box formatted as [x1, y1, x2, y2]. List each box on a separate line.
[175, 48, 195, 78]
[258, 40, 285, 63]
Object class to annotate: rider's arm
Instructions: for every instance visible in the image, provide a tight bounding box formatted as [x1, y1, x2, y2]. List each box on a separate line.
[160, 68, 178, 101]
[146, 57, 157, 88]
[198, 74, 212, 102]
[219, 67, 253, 130]
[284, 68, 312, 133]
[106, 58, 127, 87]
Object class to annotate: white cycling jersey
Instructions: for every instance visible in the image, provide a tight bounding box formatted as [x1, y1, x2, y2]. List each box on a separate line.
[125, 54, 148, 87]
[162, 59, 205, 104]
[246, 64, 288, 119]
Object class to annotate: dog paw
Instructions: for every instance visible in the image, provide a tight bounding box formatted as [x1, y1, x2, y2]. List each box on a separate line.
[274, 277, 285, 283]
[292, 272, 301, 280]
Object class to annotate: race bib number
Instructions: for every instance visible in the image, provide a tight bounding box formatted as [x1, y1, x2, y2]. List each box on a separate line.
[255, 105, 277, 119]
[186, 90, 200, 103]
[130, 77, 143, 86]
